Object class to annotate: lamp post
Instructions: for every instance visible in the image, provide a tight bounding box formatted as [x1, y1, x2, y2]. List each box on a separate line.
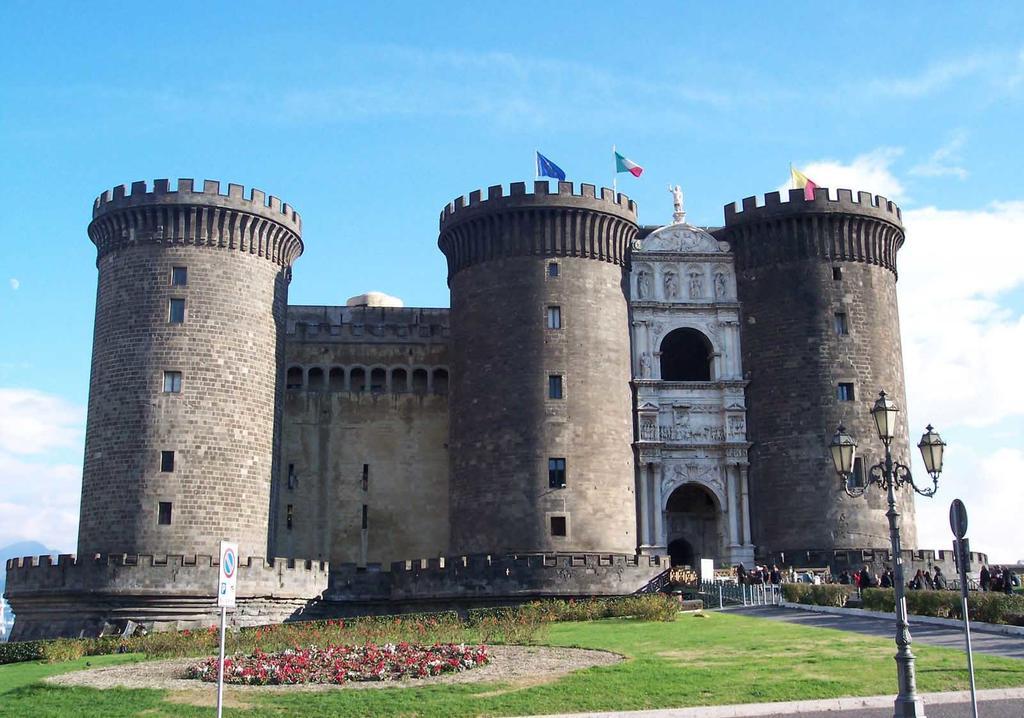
[828, 391, 945, 718]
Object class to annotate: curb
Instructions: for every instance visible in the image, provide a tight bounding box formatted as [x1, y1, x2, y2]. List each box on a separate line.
[526, 686, 1024, 717]
[777, 601, 1024, 637]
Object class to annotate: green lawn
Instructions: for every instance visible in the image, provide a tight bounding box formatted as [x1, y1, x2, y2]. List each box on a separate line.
[2, 612, 1022, 717]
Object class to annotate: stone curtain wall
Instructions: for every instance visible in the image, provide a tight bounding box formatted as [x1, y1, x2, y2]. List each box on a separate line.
[717, 188, 915, 555]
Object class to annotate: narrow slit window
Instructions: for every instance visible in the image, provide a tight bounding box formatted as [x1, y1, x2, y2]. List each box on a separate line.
[548, 458, 566, 488]
[361, 464, 369, 491]
[548, 375, 563, 399]
[832, 266, 843, 281]
[547, 262, 559, 278]
[547, 306, 561, 329]
[158, 502, 172, 525]
[834, 312, 849, 336]
[168, 298, 185, 323]
[286, 504, 294, 530]
[160, 451, 175, 473]
[361, 504, 368, 530]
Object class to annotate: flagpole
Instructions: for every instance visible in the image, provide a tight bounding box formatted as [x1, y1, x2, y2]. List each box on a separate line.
[612, 144, 617, 198]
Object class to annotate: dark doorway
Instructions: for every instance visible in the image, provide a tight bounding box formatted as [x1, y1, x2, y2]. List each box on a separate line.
[668, 537, 695, 567]
[660, 328, 713, 381]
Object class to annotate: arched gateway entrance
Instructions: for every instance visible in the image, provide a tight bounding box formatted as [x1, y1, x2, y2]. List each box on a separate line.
[665, 483, 723, 568]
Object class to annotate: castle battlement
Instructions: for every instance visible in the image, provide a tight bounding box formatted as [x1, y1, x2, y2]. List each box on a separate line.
[5, 553, 328, 599]
[440, 180, 637, 228]
[93, 178, 301, 230]
[87, 178, 303, 267]
[286, 305, 450, 342]
[724, 187, 902, 227]
[324, 553, 667, 603]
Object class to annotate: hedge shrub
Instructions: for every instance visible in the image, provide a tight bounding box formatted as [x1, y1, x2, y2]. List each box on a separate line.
[862, 588, 1024, 625]
[782, 583, 858, 607]
[0, 594, 679, 666]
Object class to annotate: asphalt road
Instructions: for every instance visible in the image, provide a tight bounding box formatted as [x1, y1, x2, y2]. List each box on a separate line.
[731, 606, 1024, 660]
[754, 698, 1022, 717]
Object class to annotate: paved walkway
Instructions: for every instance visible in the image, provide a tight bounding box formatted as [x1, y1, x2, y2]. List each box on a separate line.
[730, 606, 1024, 660]
[529, 688, 1024, 717]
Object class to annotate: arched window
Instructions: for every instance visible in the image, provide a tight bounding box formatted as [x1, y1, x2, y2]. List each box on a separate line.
[370, 368, 386, 394]
[286, 366, 303, 390]
[328, 367, 345, 391]
[660, 328, 713, 381]
[350, 367, 366, 393]
[412, 368, 428, 394]
[307, 367, 325, 391]
[432, 368, 449, 394]
[391, 368, 408, 393]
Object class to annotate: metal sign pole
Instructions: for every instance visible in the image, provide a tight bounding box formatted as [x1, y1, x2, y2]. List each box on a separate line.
[216, 605, 227, 718]
[950, 500, 978, 718]
[215, 540, 238, 718]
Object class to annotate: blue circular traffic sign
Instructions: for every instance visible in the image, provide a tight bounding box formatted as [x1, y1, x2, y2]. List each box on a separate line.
[223, 548, 236, 578]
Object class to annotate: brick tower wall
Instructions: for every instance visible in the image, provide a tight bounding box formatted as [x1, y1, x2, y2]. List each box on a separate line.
[78, 179, 303, 558]
[438, 181, 638, 555]
[715, 188, 916, 555]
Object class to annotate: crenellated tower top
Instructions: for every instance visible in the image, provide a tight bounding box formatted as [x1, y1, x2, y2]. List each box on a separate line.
[88, 178, 303, 268]
[719, 187, 904, 275]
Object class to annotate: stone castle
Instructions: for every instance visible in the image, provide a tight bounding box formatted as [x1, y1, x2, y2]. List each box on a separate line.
[4, 177, 984, 640]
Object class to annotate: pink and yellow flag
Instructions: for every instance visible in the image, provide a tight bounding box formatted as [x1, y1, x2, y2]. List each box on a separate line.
[790, 165, 817, 200]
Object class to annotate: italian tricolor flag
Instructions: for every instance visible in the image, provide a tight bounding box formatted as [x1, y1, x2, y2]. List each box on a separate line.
[615, 151, 644, 177]
[790, 165, 817, 200]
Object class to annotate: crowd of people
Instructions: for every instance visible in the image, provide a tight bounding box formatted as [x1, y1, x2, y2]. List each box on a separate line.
[731, 562, 1021, 592]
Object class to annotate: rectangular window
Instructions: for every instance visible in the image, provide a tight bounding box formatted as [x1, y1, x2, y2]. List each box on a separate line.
[361, 504, 368, 530]
[286, 504, 294, 530]
[287, 463, 297, 490]
[163, 371, 182, 393]
[837, 383, 855, 401]
[852, 457, 866, 489]
[547, 262, 559, 278]
[548, 458, 566, 488]
[546, 306, 561, 329]
[832, 266, 843, 281]
[168, 298, 186, 323]
[158, 502, 172, 525]
[160, 450, 175, 473]
[171, 266, 188, 286]
[834, 312, 849, 336]
[550, 516, 567, 537]
[548, 374, 563, 399]
[362, 464, 369, 491]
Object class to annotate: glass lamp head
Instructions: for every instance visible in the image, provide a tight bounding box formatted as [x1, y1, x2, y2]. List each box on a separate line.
[918, 424, 945, 476]
[871, 390, 899, 442]
[829, 424, 857, 476]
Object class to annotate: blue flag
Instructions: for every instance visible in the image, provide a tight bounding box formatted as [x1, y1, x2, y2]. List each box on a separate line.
[536, 151, 566, 181]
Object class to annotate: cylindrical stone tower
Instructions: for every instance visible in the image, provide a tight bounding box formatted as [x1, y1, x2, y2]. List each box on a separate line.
[438, 181, 637, 555]
[716, 188, 916, 557]
[79, 179, 303, 558]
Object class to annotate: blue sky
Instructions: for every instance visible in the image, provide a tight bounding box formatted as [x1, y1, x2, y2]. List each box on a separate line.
[1, 3, 1022, 561]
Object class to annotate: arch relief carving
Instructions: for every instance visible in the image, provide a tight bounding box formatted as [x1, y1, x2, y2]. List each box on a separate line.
[662, 462, 725, 510]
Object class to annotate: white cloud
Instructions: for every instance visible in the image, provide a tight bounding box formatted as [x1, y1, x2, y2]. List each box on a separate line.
[8, 278, 18, 291]
[0, 389, 84, 551]
[780, 148, 905, 201]
[909, 131, 969, 180]
[867, 55, 993, 99]
[915, 447, 1024, 564]
[899, 202, 1024, 430]
[0, 389, 85, 456]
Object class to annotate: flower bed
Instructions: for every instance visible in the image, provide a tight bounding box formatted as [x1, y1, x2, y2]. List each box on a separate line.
[184, 642, 489, 685]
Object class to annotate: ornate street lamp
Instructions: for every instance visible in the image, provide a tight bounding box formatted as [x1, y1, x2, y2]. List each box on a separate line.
[828, 390, 945, 718]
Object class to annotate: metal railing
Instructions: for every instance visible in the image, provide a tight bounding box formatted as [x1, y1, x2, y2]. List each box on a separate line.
[695, 580, 783, 609]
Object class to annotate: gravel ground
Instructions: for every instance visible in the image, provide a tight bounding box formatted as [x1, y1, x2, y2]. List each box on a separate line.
[46, 645, 623, 698]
